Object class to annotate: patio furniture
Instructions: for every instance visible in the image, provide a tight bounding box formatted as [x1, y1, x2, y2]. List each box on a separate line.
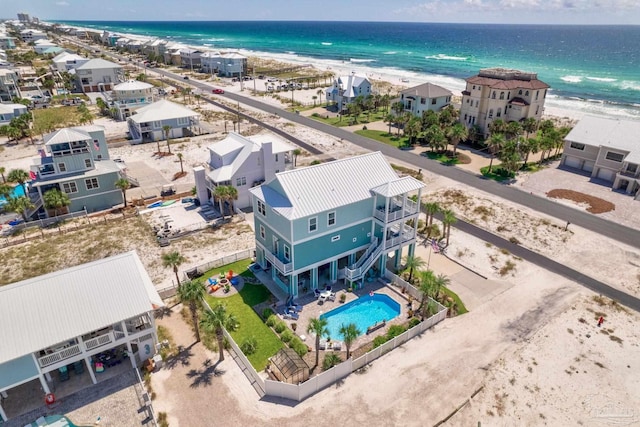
[95, 362, 104, 373]
[73, 361, 84, 375]
[58, 366, 69, 382]
[318, 339, 328, 350]
[287, 303, 303, 313]
[209, 284, 221, 293]
[333, 341, 342, 351]
[324, 285, 332, 292]
[327, 292, 336, 302]
[230, 276, 240, 286]
[207, 277, 218, 286]
[314, 289, 321, 299]
[284, 311, 299, 321]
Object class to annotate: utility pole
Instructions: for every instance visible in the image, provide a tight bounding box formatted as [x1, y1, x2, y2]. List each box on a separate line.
[237, 101, 241, 134]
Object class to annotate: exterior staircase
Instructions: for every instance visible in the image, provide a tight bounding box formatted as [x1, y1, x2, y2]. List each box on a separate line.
[343, 238, 384, 282]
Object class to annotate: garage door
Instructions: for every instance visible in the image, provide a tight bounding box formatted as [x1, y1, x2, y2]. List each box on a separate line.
[597, 168, 615, 182]
[583, 161, 595, 172]
[564, 156, 581, 169]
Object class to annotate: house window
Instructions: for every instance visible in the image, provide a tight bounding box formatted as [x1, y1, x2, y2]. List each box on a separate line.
[475, 100, 479, 107]
[85, 178, 99, 190]
[177, 117, 189, 126]
[605, 152, 624, 162]
[259, 225, 265, 239]
[236, 176, 246, 186]
[570, 142, 585, 151]
[496, 110, 501, 118]
[535, 90, 539, 100]
[431, 98, 436, 105]
[472, 85, 476, 90]
[492, 91, 496, 99]
[420, 98, 426, 105]
[275, 153, 279, 162]
[62, 182, 78, 194]
[331, 235, 340, 242]
[518, 90, 523, 95]
[535, 106, 540, 115]
[488, 109, 493, 119]
[84, 158, 92, 168]
[153, 121, 161, 129]
[284, 245, 290, 261]
[466, 99, 469, 104]
[58, 162, 67, 172]
[626, 163, 638, 173]
[328, 211, 336, 227]
[499, 92, 504, 100]
[257, 200, 266, 216]
[525, 91, 529, 96]
[464, 114, 467, 121]
[308, 217, 317, 233]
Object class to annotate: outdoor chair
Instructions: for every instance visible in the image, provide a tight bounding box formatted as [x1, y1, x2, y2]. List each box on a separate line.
[324, 285, 332, 292]
[314, 289, 321, 299]
[73, 361, 84, 375]
[58, 366, 69, 382]
[333, 341, 342, 351]
[327, 292, 336, 302]
[288, 303, 303, 312]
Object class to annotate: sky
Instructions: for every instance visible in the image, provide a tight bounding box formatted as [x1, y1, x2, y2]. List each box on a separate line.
[4, 0, 640, 25]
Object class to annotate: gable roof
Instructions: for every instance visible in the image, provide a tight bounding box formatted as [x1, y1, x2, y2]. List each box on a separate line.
[0, 103, 27, 115]
[0, 251, 163, 364]
[52, 51, 85, 63]
[76, 58, 122, 70]
[44, 127, 92, 145]
[401, 82, 452, 99]
[129, 99, 198, 124]
[566, 115, 640, 163]
[114, 80, 153, 91]
[250, 152, 424, 219]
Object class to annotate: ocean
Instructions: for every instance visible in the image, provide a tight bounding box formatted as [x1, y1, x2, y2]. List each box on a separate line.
[56, 21, 640, 119]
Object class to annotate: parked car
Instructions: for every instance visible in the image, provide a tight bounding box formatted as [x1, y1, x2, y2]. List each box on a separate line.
[183, 76, 189, 80]
[212, 88, 224, 94]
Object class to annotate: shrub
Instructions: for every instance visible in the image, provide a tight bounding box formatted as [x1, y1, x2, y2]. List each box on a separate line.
[280, 329, 293, 343]
[240, 337, 258, 356]
[290, 337, 308, 357]
[408, 317, 421, 328]
[386, 324, 407, 339]
[362, 125, 368, 130]
[262, 308, 274, 321]
[372, 335, 388, 348]
[274, 321, 286, 334]
[322, 352, 342, 370]
[266, 314, 277, 327]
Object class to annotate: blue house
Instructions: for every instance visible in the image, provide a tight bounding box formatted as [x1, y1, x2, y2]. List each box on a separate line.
[30, 125, 124, 216]
[249, 152, 424, 298]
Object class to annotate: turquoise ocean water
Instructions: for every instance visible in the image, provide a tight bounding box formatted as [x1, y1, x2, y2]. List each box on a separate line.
[57, 21, 640, 119]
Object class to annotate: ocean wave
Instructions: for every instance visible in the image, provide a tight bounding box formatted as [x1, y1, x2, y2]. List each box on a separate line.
[586, 76, 617, 83]
[560, 75, 583, 83]
[425, 53, 468, 61]
[321, 42, 332, 46]
[206, 38, 225, 42]
[619, 81, 640, 91]
[350, 58, 376, 63]
[383, 51, 397, 55]
[287, 51, 296, 55]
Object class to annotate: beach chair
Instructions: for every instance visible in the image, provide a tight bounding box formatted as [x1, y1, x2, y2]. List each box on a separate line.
[284, 310, 299, 321]
[324, 285, 332, 292]
[58, 365, 69, 382]
[287, 302, 303, 312]
[319, 339, 328, 350]
[314, 289, 321, 299]
[333, 341, 342, 351]
[327, 292, 336, 302]
[73, 360, 84, 375]
[207, 277, 218, 286]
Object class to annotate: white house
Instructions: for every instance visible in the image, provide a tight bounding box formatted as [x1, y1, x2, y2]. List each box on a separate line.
[0, 251, 163, 422]
[201, 51, 247, 77]
[561, 115, 640, 199]
[399, 83, 452, 117]
[111, 80, 154, 121]
[52, 51, 89, 72]
[20, 29, 47, 43]
[0, 34, 16, 50]
[127, 99, 199, 143]
[180, 48, 203, 71]
[325, 75, 372, 112]
[0, 103, 28, 125]
[195, 132, 295, 209]
[33, 39, 60, 54]
[75, 58, 124, 93]
[0, 68, 21, 102]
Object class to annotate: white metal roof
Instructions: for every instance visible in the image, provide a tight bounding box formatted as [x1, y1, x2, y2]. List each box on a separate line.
[44, 128, 91, 145]
[566, 115, 640, 163]
[76, 58, 122, 70]
[0, 251, 163, 364]
[250, 152, 423, 219]
[52, 52, 84, 63]
[114, 80, 153, 91]
[371, 176, 425, 197]
[208, 132, 246, 157]
[129, 99, 198, 124]
[401, 82, 453, 99]
[0, 103, 27, 115]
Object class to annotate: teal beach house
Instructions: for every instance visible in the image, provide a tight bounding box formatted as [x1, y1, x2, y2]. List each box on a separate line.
[249, 152, 424, 298]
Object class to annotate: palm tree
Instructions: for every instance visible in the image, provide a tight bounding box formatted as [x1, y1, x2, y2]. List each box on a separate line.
[43, 189, 70, 216]
[405, 117, 421, 146]
[6, 195, 34, 222]
[200, 303, 239, 362]
[307, 317, 329, 369]
[497, 139, 522, 176]
[487, 133, 505, 173]
[224, 185, 238, 216]
[177, 152, 184, 173]
[339, 323, 361, 359]
[488, 119, 506, 136]
[312, 95, 317, 107]
[402, 254, 425, 282]
[441, 209, 457, 246]
[162, 251, 186, 288]
[505, 121, 523, 141]
[213, 185, 229, 219]
[423, 201, 440, 227]
[115, 177, 131, 208]
[522, 117, 538, 138]
[162, 125, 172, 154]
[0, 183, 11, 199]
[384, 113, 395, 135]
[7, 169, 29, 196]
[417, 269, 436, 317]
[178, 280, 206, 342]
[0, 166, 5, 183]
[292, 148, 302, 168]
[447, 122, 468, 157]
[433, 273, 451, 302]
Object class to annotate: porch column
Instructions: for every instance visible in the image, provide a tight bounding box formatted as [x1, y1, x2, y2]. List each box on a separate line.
[0, 400, 7, 422]
[85, 357, 97, 384]
[330, 260, 338, 284]
[407, 243, 415, 258]
[394, 249, 401, 270]
[291, 274, 298, 297]
[44, 372, 52, 382]
[310, 267, 318, 290]
[348, 252, 356, 266]
[126, 341, 137, 369]
[38, 374, 51, 394]
[378, 254, 386, 276]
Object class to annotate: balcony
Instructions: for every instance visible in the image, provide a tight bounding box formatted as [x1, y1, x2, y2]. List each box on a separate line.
[618, 169, 639, 179]
[84, 331, 117, 351]
[263, 249, 293, 274]
[374, 199, 418, 223]
[385, 231, 414, 249]
[38, 344, 82, 368]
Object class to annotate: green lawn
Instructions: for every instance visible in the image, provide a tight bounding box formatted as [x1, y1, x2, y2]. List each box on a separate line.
[355, 129, 410, 148]
[201, 259, 283, 371]
[32, 106, 84, 135]
[310, 111, 388, 127]
[441, 287, 468, 315]
[479, 165, 514, 182]
[421, 150, 460, 165]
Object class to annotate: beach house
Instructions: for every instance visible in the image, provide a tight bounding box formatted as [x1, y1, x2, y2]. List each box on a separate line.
[561, 116, 640, 199]
[194, 132, 295, 210]
[30, 125, 124, 216]
[0, 251, 163, 422]
[111, 80, 154, 121]
[0, 33, 16, 50]
[0, 68, 21, 102]
[127, 99, 199, 143]
[180, 48, 203, 71]
[399, 83, 453, 117]
[325, 74, 372, 112]
[75, 58, 124, 93]
[459, 68, 549, 136]
[200, 51, 248, 77]
[51, 51, 89, 72]
[20, 29, 47, 43]
[249, 152, 424, 298]
[32, 39, 62, 55]
[0, 103, 28, 125]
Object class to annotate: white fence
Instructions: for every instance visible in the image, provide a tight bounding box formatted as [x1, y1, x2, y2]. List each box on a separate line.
[7, 209, 89, 233]
[183, 248, 255, 280]
[264, 359, 352, 401]
[222, 328, 266, 395]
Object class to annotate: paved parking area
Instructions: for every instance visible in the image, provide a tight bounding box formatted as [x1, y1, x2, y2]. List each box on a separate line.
[517, 161, 640, 229]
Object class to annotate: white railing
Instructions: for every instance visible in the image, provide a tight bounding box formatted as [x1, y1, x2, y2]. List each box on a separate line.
[38, 344, 82, 368]
[385, 232, 414, 249]
[344, 240, 384, 281]
[374, 199, 419, 223]
[84, 331, 114, 351]
[264, 248, 293, 274]
[114, 329, 126, 340]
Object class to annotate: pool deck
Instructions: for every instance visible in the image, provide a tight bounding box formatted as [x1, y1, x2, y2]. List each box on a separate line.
[277, 278, 412, 355]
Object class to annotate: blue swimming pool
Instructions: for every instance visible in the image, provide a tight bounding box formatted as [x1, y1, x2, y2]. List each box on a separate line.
[320, 293, 401, 340]
[0, 184, 25, 205]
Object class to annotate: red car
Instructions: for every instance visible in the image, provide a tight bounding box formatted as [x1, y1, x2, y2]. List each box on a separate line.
[212, 88, 224, 94]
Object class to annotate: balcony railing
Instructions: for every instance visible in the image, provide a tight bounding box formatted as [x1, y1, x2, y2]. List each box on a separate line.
[344, 239, 384, 281]
[374, 199, 419, 223]
[618, 170, 639, 178]
[38, 344, 82, 368]
[385, 232, 415, 249]
[84, 331, 114, 351]
[263, 249, 293, 274]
